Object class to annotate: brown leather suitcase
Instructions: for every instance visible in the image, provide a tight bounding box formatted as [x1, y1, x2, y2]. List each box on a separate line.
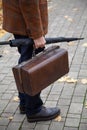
[12, 46, 69, 96]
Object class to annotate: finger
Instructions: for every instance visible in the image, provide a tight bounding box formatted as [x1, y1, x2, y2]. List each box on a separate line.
[40, 42, 45, 48]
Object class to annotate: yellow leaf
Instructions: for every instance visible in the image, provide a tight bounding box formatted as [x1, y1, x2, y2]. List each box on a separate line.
[58, 76, 77, 83]
[57, 76, 70, 82]
[8, 116, 13, 121]
[66, 78, 77, 83]
[73, 8, 79, 11]
[58, 77, 66, 82]
[48, 6, 53, 11]
[64, 15, 69, 19]
[0, 30, 6, 38]
[13, 96, 19, 102]
[64, 15, 73, 22]
[82, 43, 87, 47]
[81, 79, 87, 84]
[85, 102, 87, 106]
[67, 42, 75, 46]
[0, 1, 2, 9]
[2, 49, 9, 54]
[55, 116, 62, 122]
[68, 18, 73, 22]
[84, 102, 87, 109]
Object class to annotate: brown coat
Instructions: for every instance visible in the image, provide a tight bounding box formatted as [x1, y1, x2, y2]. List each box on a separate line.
[2, 0, 48, 39]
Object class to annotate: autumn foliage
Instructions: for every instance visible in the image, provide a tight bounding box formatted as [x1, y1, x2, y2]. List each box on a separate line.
[0, 0, 6, 38]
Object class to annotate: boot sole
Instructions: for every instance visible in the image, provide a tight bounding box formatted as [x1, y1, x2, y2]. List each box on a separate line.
[27, 109, 60, 122]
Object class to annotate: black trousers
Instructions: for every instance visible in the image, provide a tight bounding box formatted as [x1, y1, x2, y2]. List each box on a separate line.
[14, 34, 44, 115]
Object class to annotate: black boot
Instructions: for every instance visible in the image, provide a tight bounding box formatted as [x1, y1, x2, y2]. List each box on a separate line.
[27, 106, 60, 122]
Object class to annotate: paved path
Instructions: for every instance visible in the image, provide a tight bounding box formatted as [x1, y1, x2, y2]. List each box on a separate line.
[0, 0, 87, 130]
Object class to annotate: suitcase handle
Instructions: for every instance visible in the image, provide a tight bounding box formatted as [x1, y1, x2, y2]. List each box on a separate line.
[32, 45, 60, 57]
[32, 47, 45, 57]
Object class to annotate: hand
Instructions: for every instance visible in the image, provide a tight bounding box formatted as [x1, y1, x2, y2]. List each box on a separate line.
[34, 36, 46, 49]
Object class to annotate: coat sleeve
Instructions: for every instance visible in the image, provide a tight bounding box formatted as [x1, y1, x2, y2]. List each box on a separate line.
[19, 0, 44, 39]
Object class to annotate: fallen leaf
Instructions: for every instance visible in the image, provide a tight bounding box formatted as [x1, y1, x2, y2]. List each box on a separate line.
[73, 8, 79, 11]
[48, 6, 53, 10]
[67, 42, 75, 46]
[68, 18, 73, 22]
[0, 30, 6, 37]
[57, 77, 66, 82]
[84, 102, 87, 109]
[66, 78, 77, 83]
[85, 102, 87, 106]
[0, 1, 7, 38]
[13, 96, 19, 102]
[55, 116, 62, 122]
[82, 43, 87, 47]
[64, 15, 69, 19]
[58, 76, 77, 83]
[8, 116, 13, 121]
[64, 15, 73, 22]
[81, 79, 87, 84]
[0, 1, 2, 9]
[2, 49, 9, 54]
[57, 76, 70, 82]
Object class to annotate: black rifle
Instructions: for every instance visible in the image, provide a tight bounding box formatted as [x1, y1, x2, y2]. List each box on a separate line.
[0, 37, 84, 47]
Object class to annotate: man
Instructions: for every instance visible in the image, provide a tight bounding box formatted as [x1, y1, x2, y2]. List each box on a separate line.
[2, 0, 60, 122]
